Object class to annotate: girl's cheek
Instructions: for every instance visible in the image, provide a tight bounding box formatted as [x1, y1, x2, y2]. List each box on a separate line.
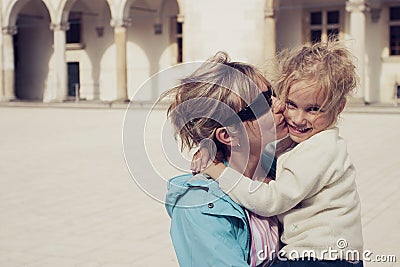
[283, 109, 290, 121]
[312, 114, 331, 129]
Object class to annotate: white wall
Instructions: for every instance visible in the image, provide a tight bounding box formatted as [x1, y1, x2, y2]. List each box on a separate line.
[364, 10, 382, 103]
[276, 7, 303, 51]
[64, 0, 114, 101]
[182, 0, 265, 65]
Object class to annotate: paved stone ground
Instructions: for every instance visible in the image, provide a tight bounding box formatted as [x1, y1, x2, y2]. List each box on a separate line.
[0, 106, 399, 267]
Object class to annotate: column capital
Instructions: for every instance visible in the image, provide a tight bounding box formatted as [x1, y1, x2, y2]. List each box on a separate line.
[177, 14, 184, 23]
[264, 7, 275, 19]
[110, 18, 132, 28]
[346, 0, 367, 13]
[2, 26, 17, 35]
[50, 23, 70, 31]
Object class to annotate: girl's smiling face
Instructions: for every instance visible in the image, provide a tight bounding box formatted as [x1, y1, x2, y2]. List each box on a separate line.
[284, 81, 334, 143]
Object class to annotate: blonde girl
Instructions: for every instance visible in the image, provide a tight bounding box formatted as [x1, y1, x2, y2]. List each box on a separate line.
[201, 41, 364, 266]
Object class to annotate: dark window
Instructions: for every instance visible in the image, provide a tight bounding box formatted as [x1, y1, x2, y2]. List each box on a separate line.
[66, 12, 81, 44]
[390, 7, 400, 55]
[397, 83, 400, 98]
[309, 10, 340, 43]
[170, 17, 183, 63]
[390, 6, 400, 20]
[390, 26, 400, 55]
[177, 21, 183, 35]
[327, 28, 339, 40]
[311, 30, 322, 43]
[176, 21, 183, 63]
[177, 37, 183, 63]
[327, 11, 339, 24]
[67, 62, 80, 97]
[310, 12, 322, 25]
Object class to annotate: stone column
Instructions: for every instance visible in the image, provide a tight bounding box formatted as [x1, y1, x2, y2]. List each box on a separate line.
[2, 26, 17, 101]
[0, 0, 3, 100]
[111, 19, 129, 102]
[346, 0, 367, 101]
[264, 5, 276, 63]
[47, 23, 68, 102]
[0, 32, 3, 101]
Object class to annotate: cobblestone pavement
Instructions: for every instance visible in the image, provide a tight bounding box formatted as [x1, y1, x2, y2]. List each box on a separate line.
[0, 106, 399, 267]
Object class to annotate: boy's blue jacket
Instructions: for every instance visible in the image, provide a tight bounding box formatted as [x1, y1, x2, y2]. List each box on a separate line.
[165, 173, 250, 266]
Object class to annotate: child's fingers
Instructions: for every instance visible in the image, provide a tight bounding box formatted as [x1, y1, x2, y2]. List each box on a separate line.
[200, 147, 210, 169]
[190, 149, 202, 173]
[190, 158, 200, 172]
[194, 157, 202, 172]
[190, 151, 198, 169]
[201, 157, 208, 169]
[271, 96, 285, 113]
[190, 146, 214, 173]
[190, 160, 194, 171]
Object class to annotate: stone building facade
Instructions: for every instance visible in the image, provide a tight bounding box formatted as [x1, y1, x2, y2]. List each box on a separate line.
[0, 0, 399, 104]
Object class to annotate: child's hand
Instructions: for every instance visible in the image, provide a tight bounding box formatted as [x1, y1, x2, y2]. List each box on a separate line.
[276, 136, 296, 157]
[271, 96, 288, 139]
[203, 165, 274, 182]
[190, 147, 212, 175]
[271, 96, 285, 114]
[263, 177, 273, 184]
[202, 161, 226, 180]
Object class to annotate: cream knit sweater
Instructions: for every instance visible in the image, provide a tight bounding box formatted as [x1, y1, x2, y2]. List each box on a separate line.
[217, 128, 363, 260]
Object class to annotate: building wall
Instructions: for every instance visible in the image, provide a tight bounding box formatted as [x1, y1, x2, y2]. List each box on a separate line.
[276, 6, 303, 51]
[364, 7, 381, 103]
[1, 0, 183, 102]
[126, 0, 179, 101]
[182, 0, 265, 65]
[1, 0, 400, 104]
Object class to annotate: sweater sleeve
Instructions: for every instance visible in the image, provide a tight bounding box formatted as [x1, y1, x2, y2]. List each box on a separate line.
[217, 138, 338, 217]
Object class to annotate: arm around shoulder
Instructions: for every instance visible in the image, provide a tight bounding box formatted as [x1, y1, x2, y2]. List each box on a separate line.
[216, 162, 330, 217]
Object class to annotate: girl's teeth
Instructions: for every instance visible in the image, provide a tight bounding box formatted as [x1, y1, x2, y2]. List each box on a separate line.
[294, 126, 309, 133]
[289, 124, 310, 133]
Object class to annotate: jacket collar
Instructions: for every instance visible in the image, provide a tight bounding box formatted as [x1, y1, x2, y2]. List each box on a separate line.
[165, 173, 246, 219]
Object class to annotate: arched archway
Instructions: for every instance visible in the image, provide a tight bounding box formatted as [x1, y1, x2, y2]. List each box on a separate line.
[58, 0, 113, 100]
[58, 0, 114, 25]
[121, 0, 183, 20]
[4, 0, 54, 27]
[5, 0, 53, 100]
[122, 0, 181, 101]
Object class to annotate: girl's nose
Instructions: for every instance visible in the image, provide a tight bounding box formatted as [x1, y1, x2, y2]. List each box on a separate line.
[291, 110, 307, 125]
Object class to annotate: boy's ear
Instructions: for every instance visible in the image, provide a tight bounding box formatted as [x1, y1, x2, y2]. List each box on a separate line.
[215, 128, 233, 146]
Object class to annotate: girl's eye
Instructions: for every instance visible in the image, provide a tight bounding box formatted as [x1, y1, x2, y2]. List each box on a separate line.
[286, 101, 296, 109]
[308, 106, 322, 113]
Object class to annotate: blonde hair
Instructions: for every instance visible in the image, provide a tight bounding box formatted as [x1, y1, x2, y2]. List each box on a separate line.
[163, 51, 271, 160]
[274, 40, 359, 125]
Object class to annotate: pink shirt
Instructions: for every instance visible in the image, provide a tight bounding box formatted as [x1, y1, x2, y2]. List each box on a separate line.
[245, 210, 279, 266]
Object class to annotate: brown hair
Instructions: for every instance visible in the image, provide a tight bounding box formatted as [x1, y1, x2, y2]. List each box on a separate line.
[274, 40, 359, 125]
[163, 51, 271, 160]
